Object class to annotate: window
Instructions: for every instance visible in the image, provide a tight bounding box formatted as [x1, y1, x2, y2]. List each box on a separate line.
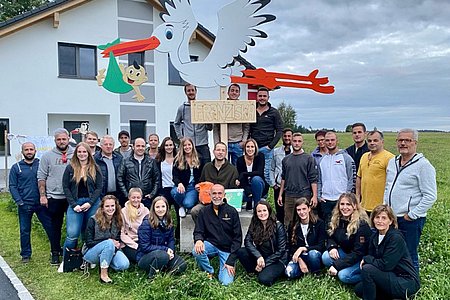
[168, 55, 198, 85]
[130, 120, 147, 141]
[63, 121, 89, 144]
[128, 52, 145, 66]
[58, 43, 97, 79]
[0, 119, 10, 156]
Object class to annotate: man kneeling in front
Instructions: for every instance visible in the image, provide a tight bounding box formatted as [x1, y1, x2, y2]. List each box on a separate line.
[192, 184, 242, 285]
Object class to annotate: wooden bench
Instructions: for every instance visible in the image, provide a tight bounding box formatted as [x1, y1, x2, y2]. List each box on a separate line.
[179, 210, 253, 252]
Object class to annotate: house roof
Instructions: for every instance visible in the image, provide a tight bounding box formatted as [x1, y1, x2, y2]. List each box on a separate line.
[0, 0, 255, 69]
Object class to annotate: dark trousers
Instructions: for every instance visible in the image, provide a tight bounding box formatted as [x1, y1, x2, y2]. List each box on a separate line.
[137, 250, 187, 278]
[18, 204, 53, 258]
[354, 264, 420, 300]
[319, 200, 337, 225]
[195, 144, 211, 166]
[237, 247, 285, 286]
[160, 187, 180, 241]
[273, 187, 284, 223]
[47, 198, 68, 254]
[122, 245, 137, 264]
[397, 217, 426, 272]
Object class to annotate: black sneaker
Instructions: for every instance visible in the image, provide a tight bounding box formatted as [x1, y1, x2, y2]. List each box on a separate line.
[21, 257, 30, 263]
[51, 252, 60, 265]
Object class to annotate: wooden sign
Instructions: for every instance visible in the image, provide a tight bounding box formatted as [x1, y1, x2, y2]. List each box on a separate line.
[191, 100, 256, 124]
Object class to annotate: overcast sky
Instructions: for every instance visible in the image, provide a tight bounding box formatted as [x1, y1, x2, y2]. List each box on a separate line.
[188, 0, 450, 131]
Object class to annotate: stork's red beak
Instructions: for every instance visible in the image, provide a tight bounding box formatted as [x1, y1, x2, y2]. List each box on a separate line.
[102, 36, 160, 57]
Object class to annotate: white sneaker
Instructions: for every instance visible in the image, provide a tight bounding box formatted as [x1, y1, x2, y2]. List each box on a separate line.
[179, 207, 186, 218]
[57, 262, 64, 273]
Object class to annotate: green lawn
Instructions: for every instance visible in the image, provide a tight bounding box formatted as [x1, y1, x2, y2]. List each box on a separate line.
[0, 132, 449, 300]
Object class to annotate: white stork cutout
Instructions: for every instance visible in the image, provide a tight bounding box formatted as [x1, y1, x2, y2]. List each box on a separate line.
[102, 0, 275, 88]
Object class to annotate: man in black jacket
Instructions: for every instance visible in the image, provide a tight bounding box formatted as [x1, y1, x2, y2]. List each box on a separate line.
[192, 184, 242, 285]
[249, 87, 283, 188]
[117, 138, 160, 208]
[94, 135, 123, 203]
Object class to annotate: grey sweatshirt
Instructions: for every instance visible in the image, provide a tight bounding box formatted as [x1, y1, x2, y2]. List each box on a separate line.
[174, 102, 212, 146]
[37, 146, 74, 199]
[384, 153, 437, 219]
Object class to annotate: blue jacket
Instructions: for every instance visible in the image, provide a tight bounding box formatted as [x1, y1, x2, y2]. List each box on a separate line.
[9, 159, 40, 206]
[94, 151, 123, 197]
[136, 216, 175, 262]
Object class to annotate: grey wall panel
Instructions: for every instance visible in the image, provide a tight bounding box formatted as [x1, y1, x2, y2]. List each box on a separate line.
[120, 105, 155, 123]
[118, 0, 153, 21]
[118, 20, 153, 41]
[120, 85, 155, 103]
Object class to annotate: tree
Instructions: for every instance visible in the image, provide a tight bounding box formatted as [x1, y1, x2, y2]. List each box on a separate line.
[277, 101, 297, 131]
[0, 0, 49, 22]
[345, 124, 353, 132]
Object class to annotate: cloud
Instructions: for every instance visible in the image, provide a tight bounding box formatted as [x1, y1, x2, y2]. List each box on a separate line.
[190, 0, 450, 131]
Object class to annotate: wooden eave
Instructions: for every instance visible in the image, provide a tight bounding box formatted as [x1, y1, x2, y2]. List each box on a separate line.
[0, 0, 91, 38]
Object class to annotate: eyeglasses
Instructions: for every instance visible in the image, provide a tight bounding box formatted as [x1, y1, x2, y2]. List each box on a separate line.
[396, 139, 415, 144]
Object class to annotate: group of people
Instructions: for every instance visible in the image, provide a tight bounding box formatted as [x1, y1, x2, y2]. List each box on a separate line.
[8, 82, 437, 299]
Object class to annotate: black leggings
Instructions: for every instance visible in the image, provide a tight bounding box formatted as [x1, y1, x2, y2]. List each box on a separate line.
[138, 250, 187, 278]
[237, 247, 285, 286]
[354, 264, 420, 300]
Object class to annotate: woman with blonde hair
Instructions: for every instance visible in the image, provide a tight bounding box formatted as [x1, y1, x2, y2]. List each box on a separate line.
[354, 205, 420, 299]
[62, 142, 103, 261]
[322, 193, 372, 284]
[84, 195, 129, 283]
[236, 138, 267, 211]
[170, 137, 202, 217]
[120, 187, 150, 263]
[137, 196, 187, 279]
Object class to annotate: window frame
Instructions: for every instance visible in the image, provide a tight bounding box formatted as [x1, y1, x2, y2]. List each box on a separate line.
[0, 119, 10, 156]
[168, 55, 198, 86]
[58, 42, 97, 80]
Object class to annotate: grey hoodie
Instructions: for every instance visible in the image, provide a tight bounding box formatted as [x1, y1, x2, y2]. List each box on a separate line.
[317, 149, 356, 200]
[174, 102, 212, 146]
[37, 146, 74, 199]
[384, 153, 437, 219]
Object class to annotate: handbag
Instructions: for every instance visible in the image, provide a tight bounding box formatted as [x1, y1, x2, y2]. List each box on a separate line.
[63, 247, 83, 272]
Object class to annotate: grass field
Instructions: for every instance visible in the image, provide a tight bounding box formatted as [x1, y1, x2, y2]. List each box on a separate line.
[0, 132, 448, 300]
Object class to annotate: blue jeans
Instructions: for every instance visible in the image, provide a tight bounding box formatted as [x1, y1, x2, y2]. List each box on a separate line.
[397, 216, 426, 272]
[192, 241, 234, 285]
[285, 250, 322, 278]
[83, 240, 130, 270]
[322, 248, 362, 284]
[258, 146, 273, 190]
[63, 198, 99, 256]
[171, 182, 198, 209]
[228, 142, 243, 166]
[243, 176, 265, 209]
[17, 204, 53, 258]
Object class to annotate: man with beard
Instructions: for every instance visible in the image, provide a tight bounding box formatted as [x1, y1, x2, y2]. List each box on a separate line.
[114, 130, 132, 159]
[146, 133, 159, 159]
[384, 128, 437, 272]
[174, 83, 213, 166]
[356, 130, 394, 215]
[249, 87, 283, 191]
[37, 128, 74, 265]
[10, 142, 54, 263]
[117, 137, 160, 208]
[277, 133, 318, 227]
[192, 184, 242, 285]
[190, 142, 238, 221]
[213, 84, 250, 165]
[269, 128, 293, 222]
[317, 131, 355, 223]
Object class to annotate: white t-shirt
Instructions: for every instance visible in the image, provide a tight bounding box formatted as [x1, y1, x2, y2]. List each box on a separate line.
[378, 234, 385, 245]
[161, 160, 174, 188]
[301, 223, 309, 247]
